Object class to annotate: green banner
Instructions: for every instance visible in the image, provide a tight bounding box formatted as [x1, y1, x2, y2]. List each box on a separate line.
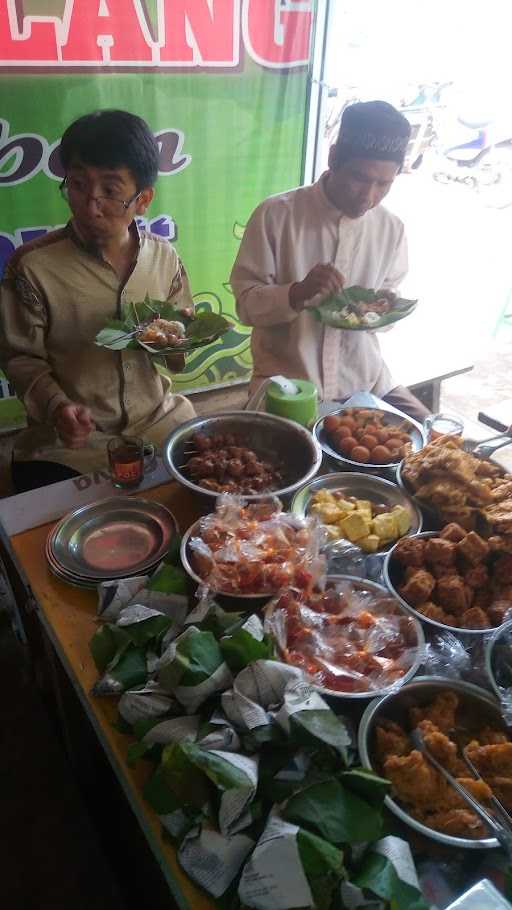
[0, 0, 314, 391]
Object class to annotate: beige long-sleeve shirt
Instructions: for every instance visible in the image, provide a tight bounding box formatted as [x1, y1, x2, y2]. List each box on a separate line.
[230, 174, 408, 399]
[0, 222, 195, 473]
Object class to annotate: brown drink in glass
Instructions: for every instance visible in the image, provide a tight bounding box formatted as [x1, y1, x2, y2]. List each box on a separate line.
[108, 436, 146, 489]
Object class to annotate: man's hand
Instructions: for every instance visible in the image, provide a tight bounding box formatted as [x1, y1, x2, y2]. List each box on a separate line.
[54, 403, 95, 448]
[289, 263, 345, 312]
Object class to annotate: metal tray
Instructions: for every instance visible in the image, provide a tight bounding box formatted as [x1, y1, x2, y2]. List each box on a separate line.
[291, 471, 422, 551]
[358, 676, 504, 849]
[48, 497, 177, 580]
[313, 405, 425, 474]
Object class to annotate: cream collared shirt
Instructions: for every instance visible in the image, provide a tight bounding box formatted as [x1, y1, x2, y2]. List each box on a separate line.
[230, 174, 408, 399]
[0, 222, 195, 473]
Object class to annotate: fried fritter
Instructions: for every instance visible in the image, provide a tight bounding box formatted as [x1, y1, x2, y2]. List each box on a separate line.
[457, 531, 490, 566]
[435, 575, 469, 613]
[384, 750, 443, 807]
[375, 719, 411, 762]
[392, 537, 425, 567]
[399, 569, 435, 605]
[465, 742, 512, 777]
[424, 537, 457, 566]
[410, 691, 458, 733]
[494, 554, 512, 585]
[419, 808, 486, 839]
[440, 522, 467, 543]
[460, 606, 491, 629]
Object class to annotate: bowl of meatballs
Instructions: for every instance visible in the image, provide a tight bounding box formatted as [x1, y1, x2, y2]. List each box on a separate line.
[163, 411, 323, 502]
[383, 525, 512, 634]
[313, 406, 425, 473]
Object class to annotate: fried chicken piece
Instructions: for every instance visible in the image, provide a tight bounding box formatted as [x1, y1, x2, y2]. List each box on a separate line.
[416, 602, 456, 626]
[417, 720, 459, 771]
[375, 719, 411, 762]
[494, 554, 512, 585]
[457, 531, 490, 566]
[476, 460, 503, 478]
[416, 479, 468, 508]
[461, 606, 491, 629]
[420, 808, 486, 839]
[465, 742, 512, 777]
[484, 777, 512, 810]
[410, 691, 458, 733]
[392, 537, 426, 567]
[463, 563, 489, 588]
[483, 501, 512, 534]
[399, 569, 435, 605]
[435, 575, 469, 613]
[383, 750, 443, 807]
[440, 522, 467, 543]
[424, 537, 457, 566]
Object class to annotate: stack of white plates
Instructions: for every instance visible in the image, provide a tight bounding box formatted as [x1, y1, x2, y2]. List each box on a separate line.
[45, 497, 177, 589]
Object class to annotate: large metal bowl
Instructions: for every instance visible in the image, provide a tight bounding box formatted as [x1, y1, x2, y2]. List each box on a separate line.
[163, 411, 322, 502]
[291, 472, 423, 553]
[383, 531, 501, 636]
[358, 676, 504, 849]
[264, 574, 425, 700]
[313, 405, 425, 475]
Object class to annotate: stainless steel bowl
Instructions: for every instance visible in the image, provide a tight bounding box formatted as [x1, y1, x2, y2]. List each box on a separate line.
[163, 411, 322, 502]
[180, 517, 274, 605]
[264, 574, 425, 700]
[313, 406, 425, 474]
[485, 618, 512, 701]
[291, 472, 423, 552]
[384, 531, 500, 636]
[358, 676, 504, 849]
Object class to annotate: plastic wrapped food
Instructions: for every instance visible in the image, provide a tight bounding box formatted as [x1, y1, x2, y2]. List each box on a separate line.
[188, 495, 326, 595]
[265, 579, 421, 695]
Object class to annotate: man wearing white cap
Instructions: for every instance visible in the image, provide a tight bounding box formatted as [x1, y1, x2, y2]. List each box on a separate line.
[230, 100, 428, 421]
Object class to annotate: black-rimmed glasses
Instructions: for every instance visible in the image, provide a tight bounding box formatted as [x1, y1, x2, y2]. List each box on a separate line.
[59, 178, 141, 216]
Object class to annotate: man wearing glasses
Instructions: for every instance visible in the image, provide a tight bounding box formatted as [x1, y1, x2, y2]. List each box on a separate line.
[0, 109, 195, 492]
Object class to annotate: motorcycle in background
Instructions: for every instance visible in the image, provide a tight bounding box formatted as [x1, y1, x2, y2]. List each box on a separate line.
[432, 110, 512, 207]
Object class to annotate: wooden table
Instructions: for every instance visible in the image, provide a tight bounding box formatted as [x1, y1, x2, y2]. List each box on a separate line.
[1, 481, 214, 910]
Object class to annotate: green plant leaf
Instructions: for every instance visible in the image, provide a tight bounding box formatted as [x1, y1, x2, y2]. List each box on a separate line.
[284, 778, 383, 844]
[340, 768, 390, 806]
[290, 709, 352, 762]
[315, 285, 417, 331]
[220, 628, 272, 674]
[94, 326, 132, 350]
[353, 849, 430, 910]
[185, 311, 231, 340]
[158, 629, 224, 689]
[148, 563, 187, 595]
[123, 613, 172, 647]
[89, 624, 131, 673]
[296, 828, 345, 910]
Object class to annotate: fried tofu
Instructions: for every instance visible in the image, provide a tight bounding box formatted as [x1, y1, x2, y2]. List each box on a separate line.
[393, 536, 425, 567]
[424, 537, 457, 566]
[435, 575, 469, 613]
[399, 569, 435, 605]
[440, 523, 467, 543]
[457, 531, 490, 566]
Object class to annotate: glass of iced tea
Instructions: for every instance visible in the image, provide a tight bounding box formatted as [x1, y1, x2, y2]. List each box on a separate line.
[423, 413, 464, 442]
[107, 436, 155, 489]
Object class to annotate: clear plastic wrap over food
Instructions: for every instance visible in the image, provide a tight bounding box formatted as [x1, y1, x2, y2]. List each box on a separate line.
[422, 632, 472, 680]
[188, 494, 327, 595]
[265, 579, 422, 695]
[489, 625, 512, 724]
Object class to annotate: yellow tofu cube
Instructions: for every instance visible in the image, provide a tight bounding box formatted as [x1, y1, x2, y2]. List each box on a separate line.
[358, 534, 380, 553]
[335, 498, 356, 513]
[355, 500, 372, 518]
[371, 512, 398, 544]
[326, 525, 342, 540]
[317, 504, 343, 525]
[339, 511, 371, 542]
[392, 505, 411, 536]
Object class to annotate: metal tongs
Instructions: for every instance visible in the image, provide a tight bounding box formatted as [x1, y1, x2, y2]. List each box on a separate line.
[411, 728, 512, 857]
[472, 433, 512, 461]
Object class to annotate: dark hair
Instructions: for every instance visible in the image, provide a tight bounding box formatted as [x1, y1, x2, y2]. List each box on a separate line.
[60, 110, 159, 190]
[333, 100, 411, 169]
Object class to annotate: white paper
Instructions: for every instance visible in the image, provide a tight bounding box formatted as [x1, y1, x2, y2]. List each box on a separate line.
[240, 614, 264, 641]
[117, 604, 164, 626]
[97, 575, 148, 621]
[221, 688, 270, 731]
[374, 836, 419, 891]
[118, 682, 174, 725]
[130, 589, 188, 622]
[207, 750, 259, 836]
[174, 661, 233, 714]
[143, 715, 200, 744]
[238, 816, 313, 910]
[159, 809, 190, 840]
[274, 679, 329, 733]
[179, 827, 254, 898]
